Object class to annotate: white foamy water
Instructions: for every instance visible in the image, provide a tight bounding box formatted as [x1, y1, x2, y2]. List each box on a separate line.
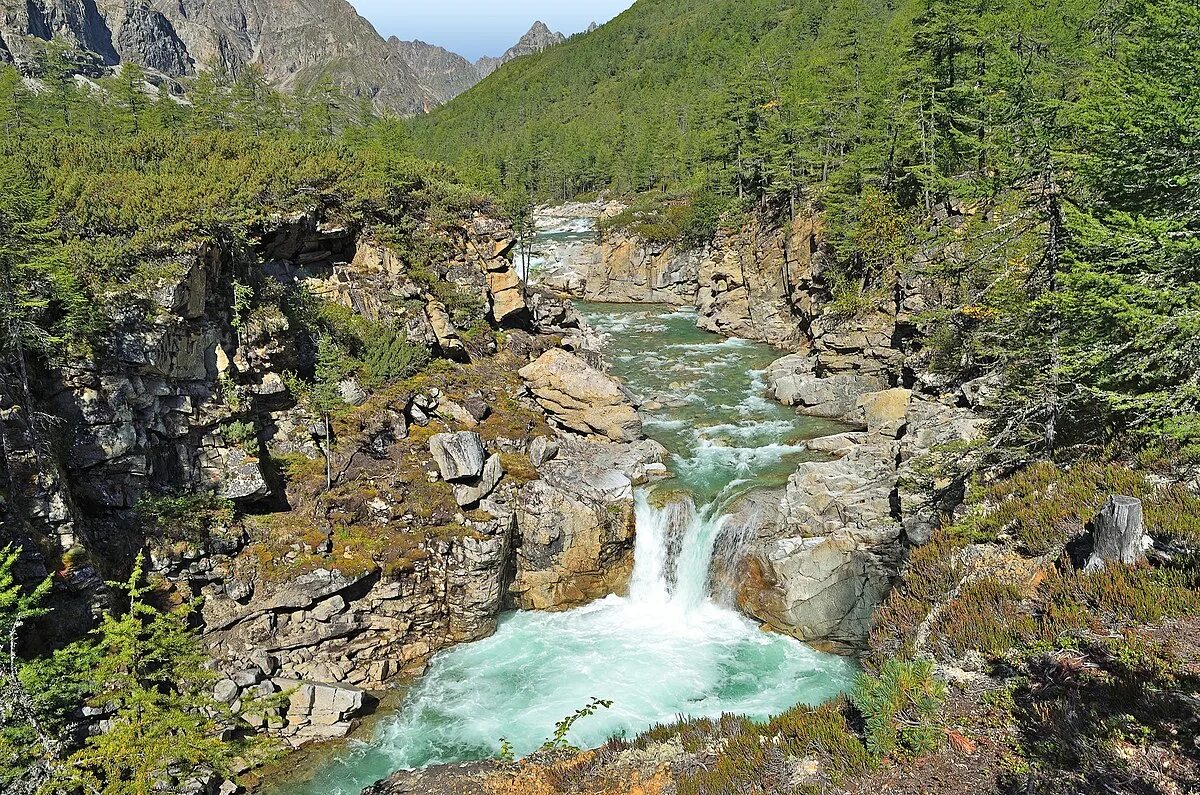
[286, 496, 853, 795]
[279, 299, 855, 795]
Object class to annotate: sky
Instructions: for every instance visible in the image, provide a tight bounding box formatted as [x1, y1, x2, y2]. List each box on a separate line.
[350, 0, 636, 61]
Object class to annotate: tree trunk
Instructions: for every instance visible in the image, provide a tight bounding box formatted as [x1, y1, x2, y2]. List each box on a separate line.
[1085, 495, 1147, 571]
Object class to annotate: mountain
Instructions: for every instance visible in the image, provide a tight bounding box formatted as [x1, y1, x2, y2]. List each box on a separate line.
[0, 1, 567, 113]
[389, 38, 480, 105]
[394, 22, 568, 104]
[476, 21, 566, 78]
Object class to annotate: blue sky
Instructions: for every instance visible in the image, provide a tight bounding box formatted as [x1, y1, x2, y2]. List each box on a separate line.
[351, 1, 635, 60]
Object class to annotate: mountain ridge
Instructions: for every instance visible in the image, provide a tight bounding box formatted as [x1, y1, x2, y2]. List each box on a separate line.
[0, 1, 567, 113]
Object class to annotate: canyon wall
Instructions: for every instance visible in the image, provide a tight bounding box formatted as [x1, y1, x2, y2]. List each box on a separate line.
[538, 206, 988, 652]
[2, 201, 663, 750]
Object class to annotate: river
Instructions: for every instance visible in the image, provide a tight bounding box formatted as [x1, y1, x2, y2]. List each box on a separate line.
[277, 232, 856, 795]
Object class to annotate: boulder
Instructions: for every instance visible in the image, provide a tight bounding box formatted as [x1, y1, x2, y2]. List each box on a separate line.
[738, 436, 903, 650]
[453, 454, 504, 508]
[766, 354, 886, 419]
[216, 448, 270, 502]
[512, 479, 635, 610]
[433, 400, 479, 429]
[462, 393, 491, 422]
[739, 533, 893, 650]
[529, 436, 559, 467]
[519, 348, 642, 442]
[425, 300, 466, 359]
[337, 379, 367, 407]
[428, 433, 487, 483]
[276, 679, 371, 743]
[486, 267, 528, 324]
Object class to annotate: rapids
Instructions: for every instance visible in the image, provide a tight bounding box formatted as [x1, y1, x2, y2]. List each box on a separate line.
[279, 298, 856, 795]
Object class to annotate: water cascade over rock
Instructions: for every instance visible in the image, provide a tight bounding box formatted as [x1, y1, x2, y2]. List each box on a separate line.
[280, 304, 856, 795]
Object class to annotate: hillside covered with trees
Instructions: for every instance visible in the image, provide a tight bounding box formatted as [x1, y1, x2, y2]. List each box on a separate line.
[413, 0, 1200, 463]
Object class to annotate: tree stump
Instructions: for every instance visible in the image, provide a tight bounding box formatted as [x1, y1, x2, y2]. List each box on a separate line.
[1085, 495, 1147, 572]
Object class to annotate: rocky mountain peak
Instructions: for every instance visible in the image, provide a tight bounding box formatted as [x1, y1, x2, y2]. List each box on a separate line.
[475, 20, 565, 79]
[1, 2, 567, 112]
[517, 21, 566, 52]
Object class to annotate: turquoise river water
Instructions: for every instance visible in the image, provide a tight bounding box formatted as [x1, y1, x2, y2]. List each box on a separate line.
[276, 256, 856, 795]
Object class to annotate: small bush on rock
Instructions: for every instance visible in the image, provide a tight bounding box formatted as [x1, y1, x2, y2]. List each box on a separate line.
[851, 658, 947, 758]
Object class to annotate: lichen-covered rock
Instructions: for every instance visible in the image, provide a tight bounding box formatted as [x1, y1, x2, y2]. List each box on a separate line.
[519, 348, 642, 442]
[429, 432, 488, 483]
[766, 355, 886, 419]
[510, 436, 665, 610]
[853, 388, 913, 438]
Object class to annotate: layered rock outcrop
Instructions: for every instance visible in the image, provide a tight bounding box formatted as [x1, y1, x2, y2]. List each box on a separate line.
[511, 437, 667, 610]
[1, 192, 658, 750]
[736, 384, 986, 651]
[519, 348, 642, 442]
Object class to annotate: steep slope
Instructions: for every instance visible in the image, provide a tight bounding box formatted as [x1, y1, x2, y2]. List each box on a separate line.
[0, 0, 568, 112]
[392, 22, 568, 105]
[0, 0, 440, 112]
[406, 0, 812, 192]
[389, 37, 480, 104]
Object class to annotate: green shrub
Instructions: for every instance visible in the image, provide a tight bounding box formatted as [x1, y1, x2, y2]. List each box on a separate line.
[361, 327, 430, 387]
[224, 420, 257, 449]
[137, 493, 236, 542]
[851, 658, 946, 759]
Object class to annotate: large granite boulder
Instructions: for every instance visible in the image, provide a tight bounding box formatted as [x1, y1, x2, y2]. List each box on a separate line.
[519, 348, 642, 442]
[766, 354, 886, 419]
[429, 432, 487, 482]
[739, 533, 893, 649]
[512, 479, 635, 610]
[737, 435, 902, 651]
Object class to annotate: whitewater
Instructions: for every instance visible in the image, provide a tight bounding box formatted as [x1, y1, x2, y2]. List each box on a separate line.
[280, 273, 855, 795]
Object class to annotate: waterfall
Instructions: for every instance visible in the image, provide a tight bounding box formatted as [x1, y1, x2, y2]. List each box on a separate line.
[629, 490, 739, 613]
[279, 302, 860, 795]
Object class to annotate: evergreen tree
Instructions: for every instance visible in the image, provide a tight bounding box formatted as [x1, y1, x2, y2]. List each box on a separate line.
[0, 546, 58, 795]
[109, 63, 150, 136]
[34, 39, 78, 129]
[61, 556, 242, 795]
[1055, 0, 1200, 443]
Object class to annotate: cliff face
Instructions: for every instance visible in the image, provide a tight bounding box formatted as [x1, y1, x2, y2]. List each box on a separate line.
[0, 2, 567, 112]
[2, 194, 668, 748]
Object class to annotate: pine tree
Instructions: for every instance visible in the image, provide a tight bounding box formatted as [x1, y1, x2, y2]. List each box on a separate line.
[0, 546, 58, 795]
[35, 39, 78, 129]
[61, 555, 242, 795]
[110, 63, 149, 136]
